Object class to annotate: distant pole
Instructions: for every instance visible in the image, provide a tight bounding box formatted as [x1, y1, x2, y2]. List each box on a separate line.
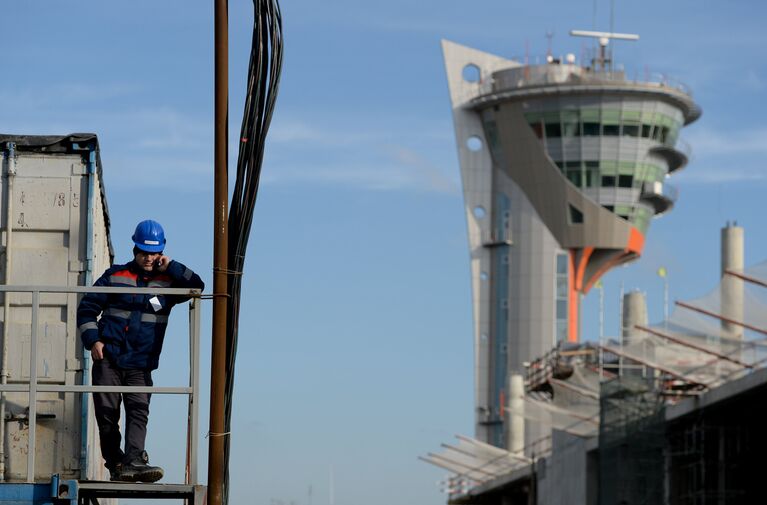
[598, 281, 604, 341]
[618, 281, 624, 373]
[208, 0, 229, 504]
[618, 281, 625, 343]
[597, 280, 604, 378]
[658, 267, 668, 329]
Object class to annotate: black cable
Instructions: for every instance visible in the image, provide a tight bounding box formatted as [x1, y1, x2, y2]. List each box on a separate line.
[223, 1, 283, 503]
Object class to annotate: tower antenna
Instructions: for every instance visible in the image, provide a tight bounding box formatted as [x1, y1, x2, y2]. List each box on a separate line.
[570, 29, 639, 72]
[545, 30, 554, 59]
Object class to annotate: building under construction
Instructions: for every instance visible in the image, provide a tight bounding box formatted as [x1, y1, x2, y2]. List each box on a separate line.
[423, 33, 767, 504]
[424, 223, 767, 504]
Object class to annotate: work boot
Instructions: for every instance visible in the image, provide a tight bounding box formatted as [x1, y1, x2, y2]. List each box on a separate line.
[108, 463, 123, 482]
[118, 451, 164, 483]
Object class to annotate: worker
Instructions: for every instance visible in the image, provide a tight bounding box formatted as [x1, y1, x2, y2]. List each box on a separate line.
[77, 220, 205, 482]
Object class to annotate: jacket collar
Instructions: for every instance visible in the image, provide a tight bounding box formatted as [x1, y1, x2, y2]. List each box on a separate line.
[128, 260, 159, 278]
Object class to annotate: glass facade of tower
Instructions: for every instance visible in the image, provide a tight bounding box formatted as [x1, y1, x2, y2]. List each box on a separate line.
[555, 253, 569, 343]
[481, 99, 684, 236]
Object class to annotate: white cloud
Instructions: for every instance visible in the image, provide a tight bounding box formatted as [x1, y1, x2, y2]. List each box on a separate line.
[677, 126, 767, 184]
[268, 118, 451, 146]
[385, 146, 458, 194]
[268, 119, 378, 146]
[132, 108, 209, 150]
[679, 166, 767, 184]
[741, 70, 764, 91]
[259, 118, 459, 193]
[262, 151, 459, 195]
[686, 127, 767, 156]
[104, 155, 212, 193]
[0, 82, 140, 110]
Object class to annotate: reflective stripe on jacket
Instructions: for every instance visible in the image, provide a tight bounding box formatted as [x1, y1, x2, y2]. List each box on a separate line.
[77, 259, 204, 370]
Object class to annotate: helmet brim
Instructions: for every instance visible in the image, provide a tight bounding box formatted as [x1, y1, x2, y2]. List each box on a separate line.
[133, 240, 165, 253]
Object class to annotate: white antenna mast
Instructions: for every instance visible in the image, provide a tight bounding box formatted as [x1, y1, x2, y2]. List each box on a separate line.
[570, 30, 639, 72]
[545, 30, 554, 59]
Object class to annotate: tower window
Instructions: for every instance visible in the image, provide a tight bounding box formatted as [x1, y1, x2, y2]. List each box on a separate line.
[641, 124, 653, 138]
[582, 122, 600, 136]
[623, 124, 640, 137]
[659, 126, 670, 143]
[603, 124, 620, 136]
[601, 175, 616, 187]
[618, 175, 633, 188]
[545, 123, 562, 138]
[569, 204, 584, 224]
[566, 170, 582, 187]
[563, 120, 580, 137]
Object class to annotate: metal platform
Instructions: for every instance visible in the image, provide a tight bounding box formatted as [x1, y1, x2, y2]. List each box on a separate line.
[77, 481, 206, 504]
[0, 477, 208, 505]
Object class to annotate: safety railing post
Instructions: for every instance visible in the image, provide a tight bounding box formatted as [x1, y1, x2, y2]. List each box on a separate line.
[27, 290, 39, 483]
[187, 298, 201, 485]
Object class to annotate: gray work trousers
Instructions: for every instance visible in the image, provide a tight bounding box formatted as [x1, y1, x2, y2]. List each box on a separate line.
[92, 358, 153, 470]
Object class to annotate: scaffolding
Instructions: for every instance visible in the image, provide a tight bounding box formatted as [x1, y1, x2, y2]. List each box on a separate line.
[598, 377, 665, 505]
[668, 420, 747, 505]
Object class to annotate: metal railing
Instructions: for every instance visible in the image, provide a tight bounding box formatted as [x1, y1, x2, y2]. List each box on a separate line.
[0, 285, 202, 485]
[477, 67, 693, 98]
[641, 180, 678, 202]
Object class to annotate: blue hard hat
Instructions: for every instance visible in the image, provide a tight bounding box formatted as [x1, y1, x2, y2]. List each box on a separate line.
[132, 220, 166, 252]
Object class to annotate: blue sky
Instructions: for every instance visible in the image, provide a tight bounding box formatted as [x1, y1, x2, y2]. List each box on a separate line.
[3, 1, 767, 504]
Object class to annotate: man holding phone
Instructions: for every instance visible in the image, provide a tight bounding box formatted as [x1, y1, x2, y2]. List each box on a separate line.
[77, 220, 204, 482]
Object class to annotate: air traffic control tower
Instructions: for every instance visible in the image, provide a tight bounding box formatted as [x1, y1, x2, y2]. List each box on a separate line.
[442, 33, 700, 448]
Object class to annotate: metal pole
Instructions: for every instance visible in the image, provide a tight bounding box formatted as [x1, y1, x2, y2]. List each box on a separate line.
[635, 324, 752, 369]
[208, 0, 229, 503]
[726, 269, 767, 289]
[599, 283, 604, 378]
[664, 276, 669, 329]
[27, 290, 39, 483]
[188, 298, 201, 485]
[675, 301, 767, 337]
[0, 142, 17, 481]
[80, 146, 97, 479]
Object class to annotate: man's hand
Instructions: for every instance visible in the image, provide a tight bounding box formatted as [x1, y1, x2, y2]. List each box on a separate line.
[156, 255, 171, 272]
[91, 341, 105, 361]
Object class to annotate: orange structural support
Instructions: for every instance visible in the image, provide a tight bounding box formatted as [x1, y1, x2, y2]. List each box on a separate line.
[627, 227, 645, 254]
[568, 250, 579, 343]
[574, 247, 594, 291]
[580, 228, 647, 293]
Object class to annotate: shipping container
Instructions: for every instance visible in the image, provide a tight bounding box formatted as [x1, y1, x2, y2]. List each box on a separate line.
[0, 134, 113, 483]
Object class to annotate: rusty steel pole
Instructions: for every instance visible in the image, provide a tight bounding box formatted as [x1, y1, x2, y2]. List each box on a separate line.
[208, 0, 228, 504]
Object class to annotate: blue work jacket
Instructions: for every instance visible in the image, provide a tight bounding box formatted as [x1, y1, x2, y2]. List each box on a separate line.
[77, 260, 205, 370]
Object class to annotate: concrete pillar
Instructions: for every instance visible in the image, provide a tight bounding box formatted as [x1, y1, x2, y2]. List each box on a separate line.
[505, 374, 525, 456]
[721, 224, 744, 340]
[622, 290, 648, 346]
[622, 291, 650, 379]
